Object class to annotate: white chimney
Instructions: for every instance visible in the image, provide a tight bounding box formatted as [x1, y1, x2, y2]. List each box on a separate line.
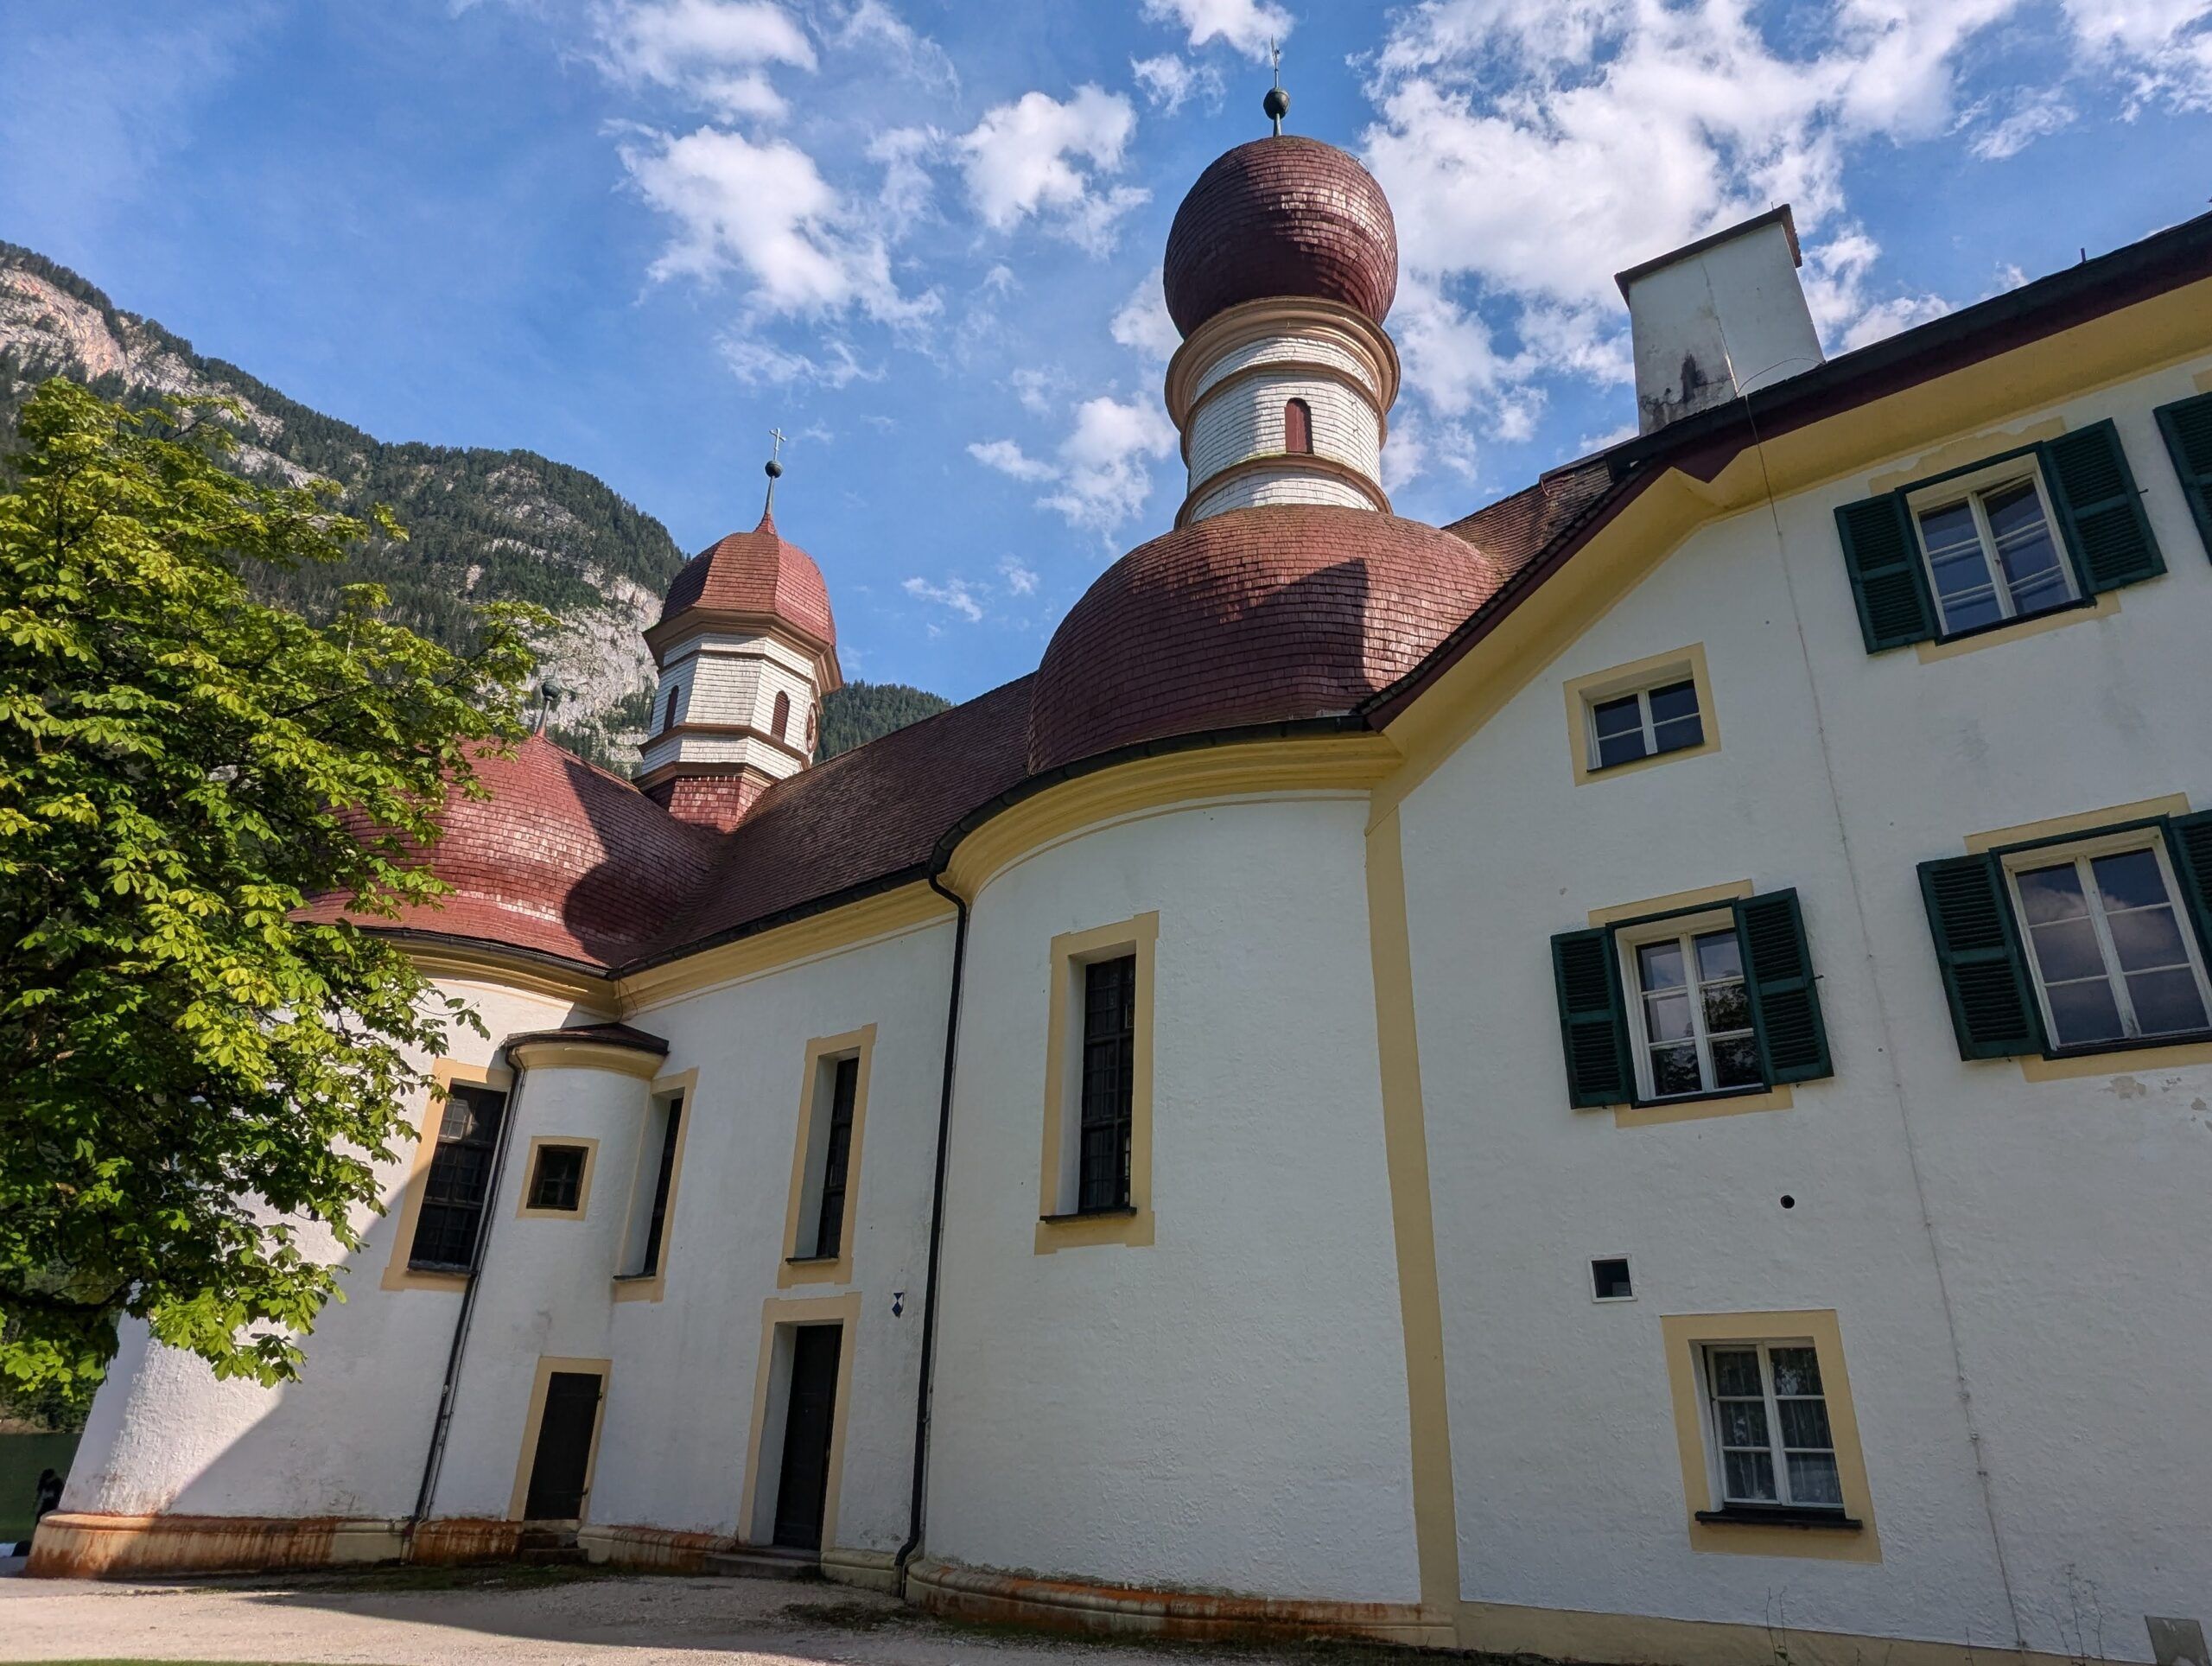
[1616, 206, 1823, 435]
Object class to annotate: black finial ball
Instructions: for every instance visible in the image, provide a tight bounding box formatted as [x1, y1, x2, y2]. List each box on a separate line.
[765, 457, 784, 479]
[1263, 86, 1290, 124]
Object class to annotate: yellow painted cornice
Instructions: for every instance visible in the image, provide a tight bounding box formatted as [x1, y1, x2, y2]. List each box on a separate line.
[613, 881, 955, 1013]
[401, 940, 614, 1010]
[507, 1039, 664, 1078]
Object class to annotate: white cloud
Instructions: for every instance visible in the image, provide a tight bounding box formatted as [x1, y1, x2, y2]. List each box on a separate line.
[1968, 89, 2078, 159]
[829, 0, 957, 95]
[867, 124, 938, 233]
[903, 575, 987, 623]
[718, 331, 880, 386]
[968, 396, 1177, 536]
[1131, 53, 1223, 112]
[956, 86, 1147, 251]
[594, 0, 815, 118]
[1109, 268, 1181, 364]
[618, 124, 935, 324]
[1141, 0, 1292, 60]
[998, 556, 1040, 595]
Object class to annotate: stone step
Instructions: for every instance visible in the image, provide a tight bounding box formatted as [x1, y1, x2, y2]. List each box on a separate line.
[703, 1546, 822, 1581]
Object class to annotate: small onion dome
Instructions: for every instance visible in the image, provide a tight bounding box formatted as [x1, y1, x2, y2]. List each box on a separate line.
[299, 733, 721, 969]
[1026, 504, 1501, 774]
[1162, 136, 1398, 340]
[658, 508, 836, 649]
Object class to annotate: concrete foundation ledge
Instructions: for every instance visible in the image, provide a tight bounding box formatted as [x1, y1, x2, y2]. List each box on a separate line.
[820, 1546, 899, 1593]
[1461, 1599, 2083, 1666]
[576, 1523, 734, 1573]
[26, 1512, 407, 1580]
[906, 1558, 1443, 1644]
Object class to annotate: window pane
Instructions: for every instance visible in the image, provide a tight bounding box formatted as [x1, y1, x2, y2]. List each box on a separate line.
[2028, 916, 2106, 982]
[2126, 969, 2209, 1037]
[1693, 931, 1742, 982]
[1644, 989, 1694, 1042]
[2016, 862, 2089, 925]
[2092, 849, 2170, 912]
[2047, 979, 2126, 1046]
[1651, 714, 1704, 754]
[1724, 1449, 1777, 1502]
[1711, 1034, 1764, 1090]
[1919, 501, 2003, 632]
[1717, 1400, 1770, 1447]
[1786, 1451, 1844, 1506]
[1592, 695, 1646, 768]
[1646, 680, 1700, 727]
[1768, 1347, 1823, 1396]
[1702, 982, 1751, 1035]
[1777, 1397, 1833, 1450]
[1650, 1042, 1701, 1097]
[2105, 904, 2190, 972]
[1708, 1349, 1762, 1397]
[1983, 481, 2069, 617]
[1597, 730, 1648, 769]
[1637, 940, 1686, 990]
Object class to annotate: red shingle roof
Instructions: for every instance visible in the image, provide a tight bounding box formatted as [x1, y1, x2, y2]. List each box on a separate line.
[658, 510, 836, 647]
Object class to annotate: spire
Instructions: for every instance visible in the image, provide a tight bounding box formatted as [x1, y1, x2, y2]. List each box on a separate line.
[761, 426, 787, 522]
[1263, 40, 1288, 135]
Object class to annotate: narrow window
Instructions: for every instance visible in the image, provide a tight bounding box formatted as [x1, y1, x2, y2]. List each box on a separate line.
[1283, 397, 1313, 455]
[658, 677, 685, 736]
[633, 1097, 683, 1276]
[1911, 467, 2075, 636]
[2006, 843, 2212, 1049]
[409, 1083, 509, 1270]
[1077, 956, 1137, 1211]
[527, 1144, 588, 1212]
[1622, 921, 1761, 1101]
[1588, 677, 1702, 772]
[812, 1056, 860, 1258]
[1702, 1343, 1843, 1511]
[772, 690, 791, 741]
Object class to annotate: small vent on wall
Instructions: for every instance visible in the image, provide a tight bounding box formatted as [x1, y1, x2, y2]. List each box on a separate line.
[1590, 1257, 1634, 1301]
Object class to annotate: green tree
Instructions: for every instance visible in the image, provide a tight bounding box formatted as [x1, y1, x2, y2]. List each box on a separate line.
[0, 379, 540, 1398]
[817, 680, 951, 761]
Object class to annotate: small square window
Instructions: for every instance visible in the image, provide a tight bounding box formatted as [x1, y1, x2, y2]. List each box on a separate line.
[528, 1144, 588, 1212]
[1588, 677, 1704, 773]
[1618, 913, 1762, 1102]
[1590, 1257, 1634, 1301]
[2004, 836, 2212, 1051]
[1910, 463, 2076, 637]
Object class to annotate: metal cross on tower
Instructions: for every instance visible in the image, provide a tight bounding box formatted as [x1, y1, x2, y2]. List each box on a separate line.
[764, 426, 787, 516]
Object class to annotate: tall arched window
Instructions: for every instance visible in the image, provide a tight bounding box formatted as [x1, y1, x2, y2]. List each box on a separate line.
[658, 677, 684, 735]
[772, 690, 791, 741]
[1283, 397, 1313, 455]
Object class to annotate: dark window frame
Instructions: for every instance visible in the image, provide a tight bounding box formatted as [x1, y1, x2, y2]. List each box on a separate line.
[811, 1055, 860, 1259]
[408, 1082, 510, 1271]
[633, 1095, 683, 1277]
[526, 1143, 589, 1213]
[1283, 397, 1313, 455]
[1076, 954, 1137, 1213]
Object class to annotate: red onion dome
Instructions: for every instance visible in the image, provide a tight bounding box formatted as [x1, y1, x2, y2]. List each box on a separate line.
[658, 509, 835, 648]
[1163, 136, 1398, 340]
[1027, 505, 1500, 774]
[301, 733, 720, 969]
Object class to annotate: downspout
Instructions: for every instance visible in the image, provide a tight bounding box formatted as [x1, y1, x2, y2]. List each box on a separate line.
[404, 1056, 527, 1552]
[895, 869, 969, 1597]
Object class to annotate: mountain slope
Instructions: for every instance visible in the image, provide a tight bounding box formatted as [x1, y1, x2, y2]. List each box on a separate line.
[0, 242, 681, 764]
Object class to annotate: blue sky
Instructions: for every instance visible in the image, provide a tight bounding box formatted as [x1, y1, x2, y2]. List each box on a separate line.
[5, 0, 2209, 703]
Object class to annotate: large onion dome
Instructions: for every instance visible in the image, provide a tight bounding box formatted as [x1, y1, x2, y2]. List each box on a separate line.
[1027, 505, 1500, 774]
[1162, 135, 1398, 339]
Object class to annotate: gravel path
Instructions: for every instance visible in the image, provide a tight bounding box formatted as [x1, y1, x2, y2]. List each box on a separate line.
[0, 1568, 1294, 1666]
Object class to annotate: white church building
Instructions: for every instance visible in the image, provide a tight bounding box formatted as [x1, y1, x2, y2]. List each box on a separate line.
[35, 106, 2212, 1666]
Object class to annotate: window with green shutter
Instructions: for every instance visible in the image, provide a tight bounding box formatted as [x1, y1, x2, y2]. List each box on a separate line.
[1550, 890, 1832, 1108]
[1921, 813, 2212, 1062]
[1834, 423, 2161, 653]
[2154, 391, 2212, 556]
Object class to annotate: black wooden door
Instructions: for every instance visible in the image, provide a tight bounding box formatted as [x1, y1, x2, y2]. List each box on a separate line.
[772, 1326, 842, 1549]
[523, 1371, 602, 1521]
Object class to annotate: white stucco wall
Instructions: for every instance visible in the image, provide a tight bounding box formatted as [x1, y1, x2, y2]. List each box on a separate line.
[925, 795, 1423, 1604]
[1395, 353, 2212, 1652]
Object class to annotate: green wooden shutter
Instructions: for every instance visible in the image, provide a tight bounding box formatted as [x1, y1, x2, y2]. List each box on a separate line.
[1551, 927, 1630, 1108]
[1834, 493, 1937, 652]
[1733, 889, 1832, 1084]
[2163, 811, 2212, 966]
[1916, 855, 2042, 1059]
[2154, 392, 2212, 558]
[2041, 419, 2164, 594]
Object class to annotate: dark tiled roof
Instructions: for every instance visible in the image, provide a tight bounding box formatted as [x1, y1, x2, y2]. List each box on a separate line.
[1441, 456, 1618, 578]
[506, 1021, 670, 1055]
[1164, 136, 1397, 338]
[1027, 506, 1504, 775]
[658, 509, 836, 646]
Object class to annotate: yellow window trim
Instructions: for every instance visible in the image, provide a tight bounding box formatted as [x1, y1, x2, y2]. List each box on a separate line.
[1562, 644, 1720, 786]
[1036, 912, 1159, 1254]
[738, 1293, 861, 1551]
[1913, 589, 2120, 662]
[1961, 793, 2190, 854]
[1586, 880, 1753, 928]
[612, 1066, 698, 1304]
[515, 1135, 600, 1222]
[1659, 1309, 1881, 1563]
[2018, 1038, 2212, 1081]
[1865, 415, 2069, 493]
[777, 1025, 878, 1289]
[507, 1355, 611, 1523]
[381, 1058, 512, 1294]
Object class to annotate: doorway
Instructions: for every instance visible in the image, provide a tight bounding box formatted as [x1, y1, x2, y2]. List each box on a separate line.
[772, 1326, 841, 1549]
[522, 1370, 603, 1521]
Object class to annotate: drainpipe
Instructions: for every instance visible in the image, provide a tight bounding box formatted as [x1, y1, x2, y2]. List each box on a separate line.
[404, 1056, 527, 1552]
[895, 870, 969, 1597]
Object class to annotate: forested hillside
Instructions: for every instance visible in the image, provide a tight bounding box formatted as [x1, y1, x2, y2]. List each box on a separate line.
[818, 681, 953, 760]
